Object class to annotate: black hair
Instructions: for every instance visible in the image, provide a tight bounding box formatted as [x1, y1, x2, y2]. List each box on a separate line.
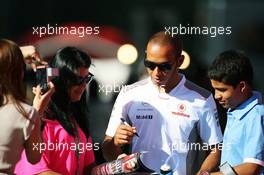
[148, 31, 183, 58]
[208, 50, 253, 87]
[44, 47, 91, 137]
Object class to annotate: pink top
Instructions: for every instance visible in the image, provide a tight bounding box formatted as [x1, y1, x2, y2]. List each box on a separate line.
[15, 119, 95, 175]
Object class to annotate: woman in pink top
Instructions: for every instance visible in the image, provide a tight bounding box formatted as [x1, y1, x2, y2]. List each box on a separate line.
[15, 47, 96, 175]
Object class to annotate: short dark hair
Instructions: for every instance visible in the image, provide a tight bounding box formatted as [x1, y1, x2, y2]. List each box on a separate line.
[208, 50, 253, 87]
[148, 31, 183, 58]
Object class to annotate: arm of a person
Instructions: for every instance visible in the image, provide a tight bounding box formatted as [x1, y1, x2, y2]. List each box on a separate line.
[210, 163, 261, 175]
[102, 86, 137, 161]
[20, 45, 47, 70]
[102, 135, 123, 161]
[24, 83, 54, 163]
[32, 82, 55, 115]
[196, 146, 221, 175]
[102, 123, 137, 161]
[84, 162, 97, 175]
[197, 95, 223, 174]
[24, 114, 42, 164]
[211, 114, 264, 175]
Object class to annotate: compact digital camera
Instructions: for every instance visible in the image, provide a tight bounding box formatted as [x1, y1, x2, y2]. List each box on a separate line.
[36, 66, 59, 93]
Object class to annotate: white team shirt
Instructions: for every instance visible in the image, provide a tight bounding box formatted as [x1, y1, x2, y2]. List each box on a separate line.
[106, 74, 222, 175]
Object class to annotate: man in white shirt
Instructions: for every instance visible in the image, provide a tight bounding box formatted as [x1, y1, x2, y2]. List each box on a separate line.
[102, 31, 223, 175]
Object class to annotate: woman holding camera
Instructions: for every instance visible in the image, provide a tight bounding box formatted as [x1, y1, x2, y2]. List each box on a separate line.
[15, 47, 96, 175]
[0, 39, 55, 174]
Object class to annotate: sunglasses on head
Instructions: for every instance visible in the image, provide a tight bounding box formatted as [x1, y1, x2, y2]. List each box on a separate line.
[144, 59, 173, 71]
[73, 73, 94, 85]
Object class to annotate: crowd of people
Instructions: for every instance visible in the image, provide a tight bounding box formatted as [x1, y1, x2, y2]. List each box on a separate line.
[0, 31, 263, 175]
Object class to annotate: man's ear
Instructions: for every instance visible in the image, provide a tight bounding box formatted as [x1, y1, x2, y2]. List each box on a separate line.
[239, 81, 247, 92]
[177, 55, 184, 68]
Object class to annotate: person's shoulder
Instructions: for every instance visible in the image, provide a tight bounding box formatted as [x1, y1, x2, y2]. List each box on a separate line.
[20, 102, 39, 120]
[183, 79, 211, 100]
[42, 118, 60, 127]
[41, 118, 67, 139]
[20, 102, 36, 112]
[254, 103, 264, 116]
[243, 103, 264, 125]
[2, 101, 33, 112]
[244, 104, 264, 132]
[7, 102, 38, 121]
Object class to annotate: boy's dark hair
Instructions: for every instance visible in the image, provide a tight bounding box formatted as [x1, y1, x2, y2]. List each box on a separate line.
[208, 50, 253, 87]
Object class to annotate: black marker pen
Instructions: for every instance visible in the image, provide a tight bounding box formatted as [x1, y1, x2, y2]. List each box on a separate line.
[120, 118, 139, 137]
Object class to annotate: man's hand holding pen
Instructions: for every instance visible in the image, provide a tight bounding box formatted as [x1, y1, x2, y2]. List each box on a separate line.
[113, 118, 139, 147]
[120, 118, 139, 137]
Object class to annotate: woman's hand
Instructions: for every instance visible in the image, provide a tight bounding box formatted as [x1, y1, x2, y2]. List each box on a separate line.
[32, 82, 55, 115]
[20, 45, 47, 71]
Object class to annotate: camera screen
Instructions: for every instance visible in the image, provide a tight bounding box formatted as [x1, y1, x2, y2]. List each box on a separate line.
[36, 67, 48, 93]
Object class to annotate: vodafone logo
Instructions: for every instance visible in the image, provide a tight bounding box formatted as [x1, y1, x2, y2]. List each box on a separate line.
[177, 103, 186, 112]
[172, 103, 189, 118]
